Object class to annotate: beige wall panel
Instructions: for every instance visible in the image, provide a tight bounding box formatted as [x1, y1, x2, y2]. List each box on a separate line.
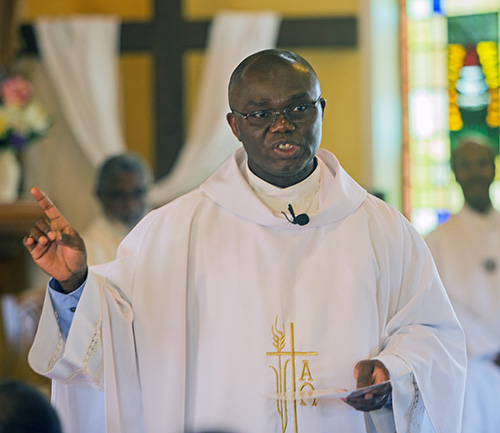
[184, 50, 241, 135]
[120, 55, 154, 169]
[184, 1, 359, 19]
[183, 51, 205, 136]
[21, 0, 151, 20]
[301, 49, 364, 186]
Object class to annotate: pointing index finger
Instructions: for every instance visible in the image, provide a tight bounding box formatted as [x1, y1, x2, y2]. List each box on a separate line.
[31, 187, 70, 231]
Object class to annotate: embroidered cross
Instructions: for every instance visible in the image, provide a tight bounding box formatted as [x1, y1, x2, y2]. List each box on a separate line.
[267, 316, 318, 433]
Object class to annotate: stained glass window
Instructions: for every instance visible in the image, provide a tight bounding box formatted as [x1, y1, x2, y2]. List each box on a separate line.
[406, 0, 500, 235]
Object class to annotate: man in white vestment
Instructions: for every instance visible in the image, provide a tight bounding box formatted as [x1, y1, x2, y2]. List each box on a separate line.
[24, 49, 466, 433]
[52, 153, 152, 433]
[426, 135, 500, 433]
[84, 153, 153, 266]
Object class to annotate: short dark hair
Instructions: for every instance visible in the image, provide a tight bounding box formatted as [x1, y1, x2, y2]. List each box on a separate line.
[96, 153, 153, 193]
[0, 381, 62, 433]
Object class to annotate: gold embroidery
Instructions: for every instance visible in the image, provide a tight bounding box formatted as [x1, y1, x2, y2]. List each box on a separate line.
[299, 383, 317, 406]
[299, 360, 313, 382]
[267, 317, 318, 432]
[299, 361, 317, 406]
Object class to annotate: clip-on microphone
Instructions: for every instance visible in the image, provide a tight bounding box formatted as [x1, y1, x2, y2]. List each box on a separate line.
[282, 204, 309, 226]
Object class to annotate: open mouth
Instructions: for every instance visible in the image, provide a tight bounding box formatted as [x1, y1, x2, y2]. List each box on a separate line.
[273, 141, 299, 157]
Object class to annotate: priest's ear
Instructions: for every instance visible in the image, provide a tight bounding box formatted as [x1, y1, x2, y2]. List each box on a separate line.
[226, 112, 242, 142]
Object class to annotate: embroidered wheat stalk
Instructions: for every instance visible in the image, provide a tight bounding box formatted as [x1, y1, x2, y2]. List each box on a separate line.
[271, 317, 288, 432]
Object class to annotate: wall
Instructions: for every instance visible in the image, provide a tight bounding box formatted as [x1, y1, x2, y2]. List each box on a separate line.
[22, 0, 150, 19]
[20, 0, 367, 187]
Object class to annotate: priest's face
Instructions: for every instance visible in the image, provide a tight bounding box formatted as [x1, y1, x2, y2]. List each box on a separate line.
[452, 140, 495, 213]
[227, 58, 326, 188]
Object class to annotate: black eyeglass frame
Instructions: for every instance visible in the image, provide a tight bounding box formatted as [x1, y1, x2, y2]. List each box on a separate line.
[230, 96, 323, 126]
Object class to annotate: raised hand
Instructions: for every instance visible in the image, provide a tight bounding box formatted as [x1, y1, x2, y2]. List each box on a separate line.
[342, 359, 392, 412]
[23, 187, 87, 293]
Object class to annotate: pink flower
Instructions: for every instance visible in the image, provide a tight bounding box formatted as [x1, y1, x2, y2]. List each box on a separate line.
[0, 76, 33, 107]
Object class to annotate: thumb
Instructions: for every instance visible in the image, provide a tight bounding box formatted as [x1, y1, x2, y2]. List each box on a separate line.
[355, 360, 375, 388]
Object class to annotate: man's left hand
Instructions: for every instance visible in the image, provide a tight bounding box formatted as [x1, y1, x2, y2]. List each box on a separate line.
[342, 359, 392, 412]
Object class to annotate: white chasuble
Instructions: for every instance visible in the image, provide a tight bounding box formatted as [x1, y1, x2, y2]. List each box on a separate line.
[30, 148, 466, 433]
[47, 214, 131, 433]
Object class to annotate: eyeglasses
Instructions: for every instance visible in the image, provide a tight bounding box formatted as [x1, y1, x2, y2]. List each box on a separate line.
[102, 188, 148, 202]
[231, 96, 322, 128]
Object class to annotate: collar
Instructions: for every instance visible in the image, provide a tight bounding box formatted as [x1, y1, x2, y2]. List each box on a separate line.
[200, 147, 367, 229]
[244, 159, 321, 216]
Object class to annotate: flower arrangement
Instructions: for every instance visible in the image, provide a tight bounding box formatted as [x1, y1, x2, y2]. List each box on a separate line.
[0, 75, 51, 151]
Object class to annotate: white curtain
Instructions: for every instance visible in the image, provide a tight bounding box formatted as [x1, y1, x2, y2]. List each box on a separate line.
[34, 16, 126, 167]
[22, 16, 124, 240]
[150, 11, 281, 206]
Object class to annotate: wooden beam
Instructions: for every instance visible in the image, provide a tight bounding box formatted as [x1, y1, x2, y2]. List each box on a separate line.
[185, 17, 357, 50]
[21, 22, 155, 54]
[21, 17, 358, 54]
[152, 1, 184, 177]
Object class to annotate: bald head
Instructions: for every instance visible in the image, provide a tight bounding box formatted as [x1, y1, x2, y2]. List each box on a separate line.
[228, 49, 319, 107]
[451, 135, 495, 172]
[451, 135, 496, 213]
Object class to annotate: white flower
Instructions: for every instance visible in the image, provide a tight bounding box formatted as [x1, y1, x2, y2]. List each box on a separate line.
[24, 102, 51, 133]
[0, 75, 52, 150]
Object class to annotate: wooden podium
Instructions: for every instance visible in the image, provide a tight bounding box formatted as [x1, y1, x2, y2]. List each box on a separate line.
[0, 201, 50, 388]
[0, 201, 44, 295]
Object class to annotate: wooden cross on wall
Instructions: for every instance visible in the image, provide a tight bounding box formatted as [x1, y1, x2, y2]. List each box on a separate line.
[20, 3, 357, 178]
